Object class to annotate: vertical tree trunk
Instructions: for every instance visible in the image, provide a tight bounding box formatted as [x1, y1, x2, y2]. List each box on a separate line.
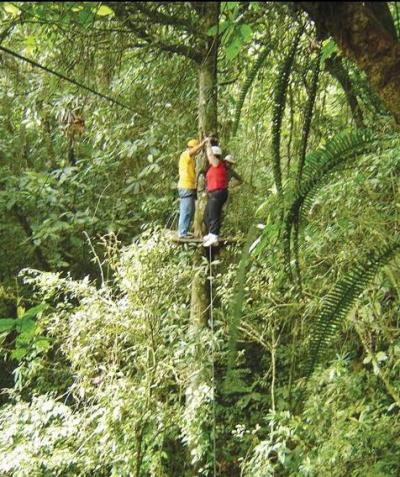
[185, 3, 219, 474]
[191, 0, 219, 338]
[193, 1, 219, 239]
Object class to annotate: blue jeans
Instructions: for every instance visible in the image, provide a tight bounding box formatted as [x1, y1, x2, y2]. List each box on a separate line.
[178, 189, 196, 237]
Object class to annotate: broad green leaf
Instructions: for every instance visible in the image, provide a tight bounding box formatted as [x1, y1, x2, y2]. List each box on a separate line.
[96, 5, 114, 17]
[5, 197, 16, 211]
[35, 338, 51, 352]
[224, 1, 239, 10]
[3, 3, 21, 17]
[19, 318, 35, 336]
[0, 318, 16, 333]
[15, 334, 30, 349]
[22, 304, 47, 319]
[207, 24, 219, 36]
[226, 37, 242, 61]
[207, 21, 230, 36]
[321, 38, 338, 66]
[79, 9, 92, 25]
[11, 347, 28, 361]
[240, 24, 253, 42]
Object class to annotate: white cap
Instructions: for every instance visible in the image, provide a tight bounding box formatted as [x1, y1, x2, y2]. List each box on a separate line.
[224, 154, 236, 164]
[211, 146, 222, 156]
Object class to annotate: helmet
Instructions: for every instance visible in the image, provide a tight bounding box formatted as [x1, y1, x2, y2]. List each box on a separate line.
[224, 154, 236, 164]
[187, 138, 199, 148]
[211, 146, 222, 156]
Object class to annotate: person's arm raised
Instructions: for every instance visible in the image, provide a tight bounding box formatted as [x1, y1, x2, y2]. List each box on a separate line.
[206, 139, 220, 167]
[188, 137, 208, 157]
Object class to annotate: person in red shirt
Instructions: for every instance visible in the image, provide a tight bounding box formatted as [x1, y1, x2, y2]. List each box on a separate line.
[203, 139, 242, 247]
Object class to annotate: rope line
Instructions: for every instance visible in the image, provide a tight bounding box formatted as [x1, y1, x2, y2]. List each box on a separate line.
[0, 45, 133, 111]
[208, 245, 217, 477]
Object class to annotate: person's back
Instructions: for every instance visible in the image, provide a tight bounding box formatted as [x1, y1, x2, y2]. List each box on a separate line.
[177, 137, 207, 238]
[178, 149, 196, 190]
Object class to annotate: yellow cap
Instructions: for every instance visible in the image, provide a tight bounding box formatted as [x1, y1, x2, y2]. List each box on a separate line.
[187, 138, 199, 148]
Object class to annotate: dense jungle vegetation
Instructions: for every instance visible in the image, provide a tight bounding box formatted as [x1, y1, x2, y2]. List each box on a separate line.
[1, 2, 400, 476]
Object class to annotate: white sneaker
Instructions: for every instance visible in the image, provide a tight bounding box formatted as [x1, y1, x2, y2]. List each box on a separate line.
[203, 233, 219, 247]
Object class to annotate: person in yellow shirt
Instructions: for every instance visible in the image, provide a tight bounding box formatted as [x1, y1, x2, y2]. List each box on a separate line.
[178, 137, 208, 238]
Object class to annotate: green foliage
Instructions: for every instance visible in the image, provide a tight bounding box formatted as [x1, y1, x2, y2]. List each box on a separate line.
[232, 44, 273, 137]
[0, 304, 49, 362]
[208, 3, 253, 61]
[0, 396, 82, 476]
[283, 129, 395, 277]
[0, 233, 209, 475]
[241, 357, 400, 476]
[1, 2, 400, 476]
[307, 239, 400, 376]
[225, 224, 259, 380]
[320, 38, 338, 66]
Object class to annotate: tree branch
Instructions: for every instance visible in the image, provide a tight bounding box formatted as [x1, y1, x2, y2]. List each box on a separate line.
[109, 2, 203, 63]
[133, 2, 201, 36]
[0, 22, 16, 43]
[299, 2, 400, 123]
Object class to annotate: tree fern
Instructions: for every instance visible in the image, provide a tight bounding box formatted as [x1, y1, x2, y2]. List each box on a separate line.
[305, 239, 400, 376]
[232, 44, 272, 137]
[271, 24, 303, 197]
[283, 129, 394, 276]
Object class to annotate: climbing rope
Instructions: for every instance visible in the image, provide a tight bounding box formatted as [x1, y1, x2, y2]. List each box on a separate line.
[208, 245, 217, 477]
[0, 45, 133, 111]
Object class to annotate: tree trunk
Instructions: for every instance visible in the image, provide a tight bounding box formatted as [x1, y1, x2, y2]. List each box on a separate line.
[193, 2, 219, 239]
[190, 0, 219, 339]
[299, 2, 400, 123]
[184, 3, 219, 474]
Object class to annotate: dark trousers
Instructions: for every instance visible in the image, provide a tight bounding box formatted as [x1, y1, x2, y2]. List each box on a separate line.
[204, 189, 228, 235]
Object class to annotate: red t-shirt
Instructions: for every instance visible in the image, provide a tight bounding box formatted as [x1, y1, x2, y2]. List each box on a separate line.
[206, 161, 228, 191]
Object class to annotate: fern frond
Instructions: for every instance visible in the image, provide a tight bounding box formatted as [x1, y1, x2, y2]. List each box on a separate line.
[271, 24, 303, 196]
[306, 239, 400, 376]
[283, 129, 393, 275]
[232, 44, 272, 137]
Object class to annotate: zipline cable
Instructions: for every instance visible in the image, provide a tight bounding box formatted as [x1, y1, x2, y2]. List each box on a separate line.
[0, 45, 133, 111]
[208, 245, 217, 477]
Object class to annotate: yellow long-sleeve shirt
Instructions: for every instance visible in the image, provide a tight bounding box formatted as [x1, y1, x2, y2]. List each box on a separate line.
[178, 150, 196, 189]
